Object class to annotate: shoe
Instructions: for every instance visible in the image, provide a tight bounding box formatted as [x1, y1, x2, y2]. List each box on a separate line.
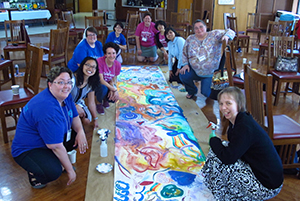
[28, 172, 46, 189]
[96, 103, 105, 115]
[103, 100, 110, 108]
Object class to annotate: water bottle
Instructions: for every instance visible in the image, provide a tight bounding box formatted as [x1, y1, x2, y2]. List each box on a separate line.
[100, 139, 107, 157]
[15, 64, 19, 75]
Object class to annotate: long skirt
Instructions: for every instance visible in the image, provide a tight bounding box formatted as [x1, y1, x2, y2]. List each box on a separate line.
[201, 149, 282, 201]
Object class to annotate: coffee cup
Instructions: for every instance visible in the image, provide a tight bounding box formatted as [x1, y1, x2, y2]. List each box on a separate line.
[11, 85, 20, 95]
[67, 150, 77, 164]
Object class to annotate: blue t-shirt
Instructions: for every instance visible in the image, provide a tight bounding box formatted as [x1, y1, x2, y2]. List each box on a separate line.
[11, 88, 78, 157]
[67, 39, 104, 72]
[105, 32, 126, 46]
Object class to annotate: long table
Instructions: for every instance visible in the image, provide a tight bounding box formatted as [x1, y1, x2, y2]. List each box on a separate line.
[0, 9, 51, 22]
[84, 65, 213, 200]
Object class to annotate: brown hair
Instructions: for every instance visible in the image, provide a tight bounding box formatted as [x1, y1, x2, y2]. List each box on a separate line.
[217, 86, 246, 112]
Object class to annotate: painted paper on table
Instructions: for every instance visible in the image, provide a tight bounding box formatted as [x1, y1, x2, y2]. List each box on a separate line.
[114, 66, 214, 201]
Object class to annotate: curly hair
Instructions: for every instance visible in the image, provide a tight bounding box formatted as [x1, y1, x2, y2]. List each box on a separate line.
[75, 57, 100, 91]
[47, 66, 73, 87]
[103, 41, 120, 54]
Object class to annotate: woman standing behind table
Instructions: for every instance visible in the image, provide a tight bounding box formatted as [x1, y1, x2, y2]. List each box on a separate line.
[96, 42, 121, 115]
[105, 22, 127, 63]
[135, 12, 159, 62]
[202, 86, 283, 200]
[155, 20, 168, 64]
[11, 66, 88, 189]
[68, 26, 104, 72]
[180, 19, 235, 100]
[165, 27, 185, 86]
[71, 57, 100, 128]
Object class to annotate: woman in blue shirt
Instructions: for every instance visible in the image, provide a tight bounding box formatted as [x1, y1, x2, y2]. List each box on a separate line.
[105, 22, 126, 63]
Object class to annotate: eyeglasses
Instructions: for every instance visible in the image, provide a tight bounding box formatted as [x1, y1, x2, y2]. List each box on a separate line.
[87, 33, 97, 37]
[115, 26, 123, 29]
[53, 81, 73, 86]
[84, 63, 97, 70]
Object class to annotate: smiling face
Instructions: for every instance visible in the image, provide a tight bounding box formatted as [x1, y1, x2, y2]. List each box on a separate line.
[194, 21, 207, 39]
[219, 93, 239, 124]
[114, 25, 123, 35]
[157, 24, 165, 33]
[86, 30, 97, 46]
[166, 30, 175, 41]
[143, 15, 152, 27]
[83, 59, 97, 78]
[48, 72, 72, 103]
[105, 47, 117, 63]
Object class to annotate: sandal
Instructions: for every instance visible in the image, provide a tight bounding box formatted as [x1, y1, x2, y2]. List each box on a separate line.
[186, 94, 195, 99]
[28, 172, 46, 189]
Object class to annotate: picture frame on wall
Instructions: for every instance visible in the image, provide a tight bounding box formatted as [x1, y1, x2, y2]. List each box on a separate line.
[218, 0, 234, 5]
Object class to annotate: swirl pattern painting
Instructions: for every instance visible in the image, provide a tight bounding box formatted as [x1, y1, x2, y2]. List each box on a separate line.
[113, 66, 214, 201]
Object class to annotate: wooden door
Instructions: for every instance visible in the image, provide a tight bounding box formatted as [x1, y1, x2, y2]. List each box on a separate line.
[79, 0, 92, 12]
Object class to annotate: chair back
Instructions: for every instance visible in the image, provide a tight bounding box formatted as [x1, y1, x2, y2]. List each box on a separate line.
[265, 20, 287, 38]
[243, 64, 274, 137]
[4, 20, 27, 46]
[125, 10, 138, 28]
[223, 13, 234, 29]
[154, 7, 166, 21]
[24, 44, 43, 94]
[48, 27, 69, 63]
[267, 35, 294, 69]
[126, 14, 139, 37]
[61, 10, 76, 29]
[93, 10, 107, 26]
[246, 13, 260, 29]
[85, 16, 104, 28]
[170, 12, 189, 38]
[57, 19, 69, 29]
[227, 16, 240, 36]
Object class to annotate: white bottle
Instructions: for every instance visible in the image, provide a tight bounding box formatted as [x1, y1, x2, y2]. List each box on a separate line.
[15, 64, 19, 75]
[100, 139, 107, 157]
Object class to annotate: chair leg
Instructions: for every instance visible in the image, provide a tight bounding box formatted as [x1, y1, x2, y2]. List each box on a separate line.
[0, 110, 9, 143]
[274, 79, 282, 106]
[257, 47, 261, 63]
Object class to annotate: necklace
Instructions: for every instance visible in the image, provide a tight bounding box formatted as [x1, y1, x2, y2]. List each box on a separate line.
[58, 100, 71, 141]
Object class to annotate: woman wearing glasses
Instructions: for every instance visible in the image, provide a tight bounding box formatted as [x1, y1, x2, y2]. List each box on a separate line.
[68, 26, 104, 72]
[105, 22, 127, 63]
[11, 66, 88, 189]
[71, 57, 100, 128]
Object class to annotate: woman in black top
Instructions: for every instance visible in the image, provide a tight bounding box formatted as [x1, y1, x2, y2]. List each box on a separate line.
[202, 86, 283, 200]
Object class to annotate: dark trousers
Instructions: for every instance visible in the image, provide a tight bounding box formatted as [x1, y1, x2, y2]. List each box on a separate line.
[169, 58, 182, 84]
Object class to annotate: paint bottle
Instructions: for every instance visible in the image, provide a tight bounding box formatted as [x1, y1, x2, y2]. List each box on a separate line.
[100, 139, 107, 157]
[206, 122, 217, 141]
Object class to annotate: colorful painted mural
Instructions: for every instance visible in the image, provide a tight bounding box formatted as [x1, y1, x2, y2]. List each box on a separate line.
[113, 66, 214, 201]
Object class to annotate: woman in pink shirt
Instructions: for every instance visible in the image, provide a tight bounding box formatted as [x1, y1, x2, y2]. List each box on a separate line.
[96, 42, 121, 115]
[135, 12, 159, 62]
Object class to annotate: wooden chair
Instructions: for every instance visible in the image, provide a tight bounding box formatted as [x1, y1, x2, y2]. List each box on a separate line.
[124, 10, 138, 28]
[244, 63, 300, 169]
[203, 10, 211, 31]
[93, 10, 107, 26]
[3, 20, 29, 62]
[267, 35, 300, 106]
[170, 12, 190, 38]
[41, 27, 69, 77]
[257, 20, 288, 64]
[57, 19, 78, 46]
[154, 7, 167, 22]
[61, 10, 84, 42]
[245, 13, 262, 45]
[84, 16, 108, 44]
[0, 60, 15, 90]
[0, 44, 43, 143]
[227, 16, 250, 53]
[124, 14, 139, 51]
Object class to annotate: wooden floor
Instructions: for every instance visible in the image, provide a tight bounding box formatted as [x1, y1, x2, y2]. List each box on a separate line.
[0, 33, 300, 201]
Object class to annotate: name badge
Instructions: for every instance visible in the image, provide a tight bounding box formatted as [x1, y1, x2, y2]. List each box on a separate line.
[142, 37, 147, 42]
[199, 55, 206, 62]
[66, 129, 72, 142]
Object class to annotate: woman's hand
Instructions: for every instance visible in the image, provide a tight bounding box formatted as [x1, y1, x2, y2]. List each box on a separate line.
[169, 71, 174, 79]
[137, 49, 142, 55]
[222, 35, 229, 44]
[76, 105, 85, 118]
[93, 118, 99, 129]
[179, 65, 190, 74]
[108, 90, 119, 102]
[163, 51, 168, 61]
[67, 168, 76, 186]
[74, 130, 88, 154]
[175, 68, 180, 76]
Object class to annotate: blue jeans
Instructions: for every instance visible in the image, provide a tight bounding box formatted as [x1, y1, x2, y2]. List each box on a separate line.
[179, 67, 212, 97]
[95, 83, 108, 103]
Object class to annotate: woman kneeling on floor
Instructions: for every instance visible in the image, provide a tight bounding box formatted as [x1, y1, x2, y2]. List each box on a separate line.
[202, 86, 283, 200]
[11, 66, 88, 189]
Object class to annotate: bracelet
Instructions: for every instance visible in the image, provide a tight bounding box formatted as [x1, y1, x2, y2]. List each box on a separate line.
[93, 117, 98, 120]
